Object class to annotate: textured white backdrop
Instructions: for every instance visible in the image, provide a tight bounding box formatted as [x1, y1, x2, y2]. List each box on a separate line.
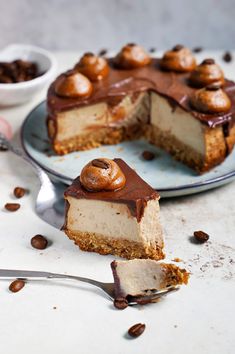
[0, 0, 234, 51]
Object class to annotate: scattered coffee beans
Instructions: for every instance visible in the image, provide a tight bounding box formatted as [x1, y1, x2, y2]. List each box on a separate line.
[142, 150, 155, 161]
[13, 187, 26, 199]
[9, 280, 25, 293]
[192, 47, 203, 53]
[113, 297, 128, 310]
[4, 203, 20, 212]
[98, 49, 108, 56]
[128, 323, 146, 338]
[31, 234, 48, 250]
[223, 51, 232, 63]
[193, 230, 209, 243]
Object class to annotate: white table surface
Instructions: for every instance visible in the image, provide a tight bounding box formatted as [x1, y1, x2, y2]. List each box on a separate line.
[0, 51, 235, 354]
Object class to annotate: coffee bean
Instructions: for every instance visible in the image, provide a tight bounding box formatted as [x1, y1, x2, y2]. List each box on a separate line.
[201, 58, 215, 65]
[223, 51, 232, 63]
[92, 159, 109, 169]
[31, 235, 48, 250]
[9, 280, 25, 293]
[206, 83, 221, 91]
[14, 187, 26, 199]
[114, 297, 128, 310]
[128, 323, 146, 338]
[172, 44, 183, 52]
[193, 230, 209, 243]
[192, 47, 203, 53]
[4, 203, 20, 212]
[142, 150, 155, 161]
[98, 49, 108, 56]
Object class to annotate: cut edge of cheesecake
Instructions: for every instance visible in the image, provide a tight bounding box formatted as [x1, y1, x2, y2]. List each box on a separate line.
[63, 158, 164, 260]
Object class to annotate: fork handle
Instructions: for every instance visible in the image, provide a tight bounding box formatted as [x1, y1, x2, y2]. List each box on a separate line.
[0, 269, 103, 288]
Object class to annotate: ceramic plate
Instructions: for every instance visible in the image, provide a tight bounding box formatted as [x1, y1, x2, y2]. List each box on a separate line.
[21, 101, 235, 197]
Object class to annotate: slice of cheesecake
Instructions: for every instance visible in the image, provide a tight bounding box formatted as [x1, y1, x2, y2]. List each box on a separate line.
[63, 158, 164, 260]
[111, 259, 189, 302]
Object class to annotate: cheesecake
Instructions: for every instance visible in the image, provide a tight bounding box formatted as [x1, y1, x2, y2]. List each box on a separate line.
[47, 44, 235, 173]
[63, 158, 164, 260]
[111, 259, 189, 305]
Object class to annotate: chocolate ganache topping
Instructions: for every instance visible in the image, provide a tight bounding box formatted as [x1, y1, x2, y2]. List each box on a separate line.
[189, 58, 225, 88]
[74, 52, 109, 81]
[160, 45, 196, 72]
[48, 44, 235, 129]
[191, 84, 231, 114]
[55, 71, 93, 98]
[80, 158, 126, 192]
[114, 43, 151, 69]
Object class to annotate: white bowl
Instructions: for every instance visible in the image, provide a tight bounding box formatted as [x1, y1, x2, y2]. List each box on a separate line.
[0, 44, 57, 106]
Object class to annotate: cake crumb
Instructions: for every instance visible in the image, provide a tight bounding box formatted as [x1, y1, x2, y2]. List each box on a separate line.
[172, 257, 183, 262]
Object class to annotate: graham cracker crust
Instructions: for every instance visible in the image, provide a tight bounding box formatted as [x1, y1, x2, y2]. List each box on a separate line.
[64, 229, 165, 260]
[161, 263, 189, 287]
[52, 124, 145, 155]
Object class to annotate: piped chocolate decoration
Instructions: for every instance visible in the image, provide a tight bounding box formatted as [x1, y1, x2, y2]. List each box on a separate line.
[160, 45, 196, 72]
[114, 43, 151, 69]
[74, 52, 109, 81]
[55, 71, 93, 98]
[191, 85, 231, 113]
[80, 158, 126, 192]
[48, 57, 235, 130]
[189, 58, 225, 88]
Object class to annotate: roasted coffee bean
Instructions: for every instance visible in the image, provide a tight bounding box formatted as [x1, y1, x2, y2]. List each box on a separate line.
[113, 297, 128, 310]
[98, 49, 108, 56]
[172, 44, 184, 51]
[0, 75, 13, 83]
[193, 230, 209, 243]
[192, 47, 203, 53]
[9, 280, 25, 293]
[223, 51, 232, 63]
[92, 159, 109, 169]
[14, 187, 26, 199]
[202, 58, 215, 65]
[31, 235, 48, 250]
[128, 323, 146, 338]
[142, 150, 155, 161]
[4, 203, 20, 212]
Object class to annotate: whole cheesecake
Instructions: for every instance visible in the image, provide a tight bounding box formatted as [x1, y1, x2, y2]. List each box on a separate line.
[47, 44, 235, 173]
[63, 158, 164, 260]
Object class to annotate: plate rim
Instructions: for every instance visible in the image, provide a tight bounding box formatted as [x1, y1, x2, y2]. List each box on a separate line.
[21, 100, 235, 192]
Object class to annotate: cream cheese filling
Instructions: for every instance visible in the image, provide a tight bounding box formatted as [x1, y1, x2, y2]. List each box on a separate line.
[66, 197, 163, 248]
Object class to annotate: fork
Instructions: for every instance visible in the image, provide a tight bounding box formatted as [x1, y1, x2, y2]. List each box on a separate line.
[0, 268, 179, 305]
[0, 132, 65, 229]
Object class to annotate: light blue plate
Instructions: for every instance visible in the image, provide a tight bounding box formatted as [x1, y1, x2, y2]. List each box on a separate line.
[21, 101, 235, 197]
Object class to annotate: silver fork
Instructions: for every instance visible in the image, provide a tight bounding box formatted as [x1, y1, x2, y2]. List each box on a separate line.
[0, 133, 65, 229]
[0, 269, 179, 305]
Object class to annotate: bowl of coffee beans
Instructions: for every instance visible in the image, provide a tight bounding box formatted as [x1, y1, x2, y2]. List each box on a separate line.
[0, 44, 57, 105]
